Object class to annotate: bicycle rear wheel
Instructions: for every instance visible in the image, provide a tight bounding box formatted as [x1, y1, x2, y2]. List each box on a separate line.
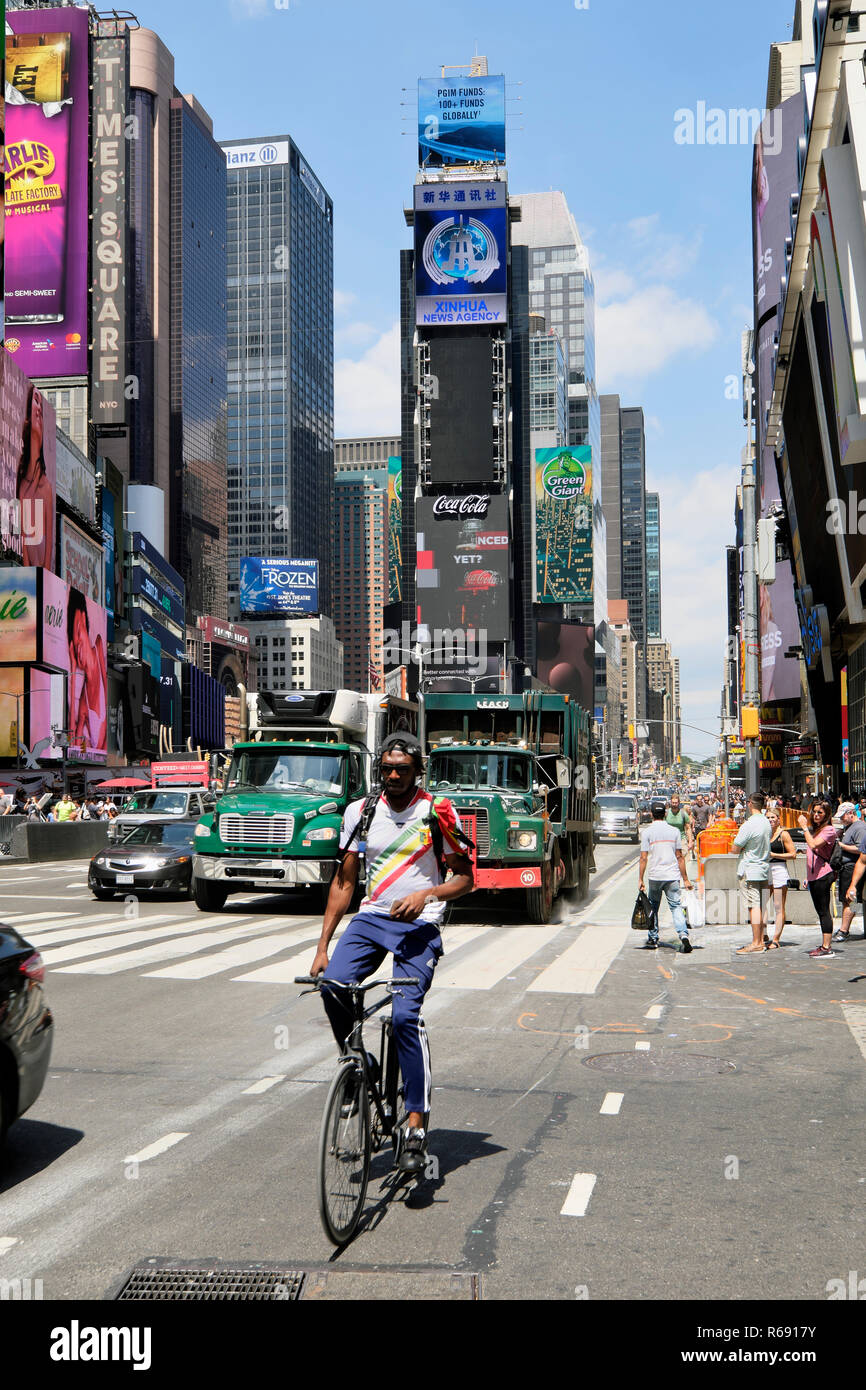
[318, 1061, 371, 1246]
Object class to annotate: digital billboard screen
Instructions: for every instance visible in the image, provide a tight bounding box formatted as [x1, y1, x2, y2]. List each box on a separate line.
[414, 182, 507, 327]
[0, 354, 57, 569]
[416, 493, 510, 642]
[535, 446, 593, 604]
[418, 76, 506, 168]
[0, 566, 39, 663]
[60, 515, 105, 606]
[428, 334, 495, 484]
[240, 558, 320, 615]
[387, 457, 402, 605]
[536, 621, 595, 713]
[39, 569, 108, 762]
[4, 7, 90, 380]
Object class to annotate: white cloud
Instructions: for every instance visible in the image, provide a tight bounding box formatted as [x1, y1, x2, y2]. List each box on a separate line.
[335, 323, 400, 437]
[335, 321, 379, 352]
[627, 214, 660, 241]
[646, 415, 664, 437]
[594, 266, 638, 303]
[333, 289, 357, 315]
[229, 0, 270, 16]
[597, 285, 719, 387]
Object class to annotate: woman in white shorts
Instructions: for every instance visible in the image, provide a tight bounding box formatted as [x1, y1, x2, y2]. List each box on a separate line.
[763, 809, 796, 947]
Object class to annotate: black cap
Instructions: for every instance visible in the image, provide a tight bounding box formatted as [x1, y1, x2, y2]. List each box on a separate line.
[380, 732, 423, 760]
[650, 799, 667, 816]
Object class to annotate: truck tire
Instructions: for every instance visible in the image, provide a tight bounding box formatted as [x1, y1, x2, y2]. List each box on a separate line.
[526, 856, 554, 924]
[193, 878, 228, 912]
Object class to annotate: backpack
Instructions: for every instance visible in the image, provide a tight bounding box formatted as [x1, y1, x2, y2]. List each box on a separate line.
[341, 791, 475, 880]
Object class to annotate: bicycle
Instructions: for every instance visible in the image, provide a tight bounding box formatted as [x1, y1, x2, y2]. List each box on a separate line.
[295, 972, 424, 1246]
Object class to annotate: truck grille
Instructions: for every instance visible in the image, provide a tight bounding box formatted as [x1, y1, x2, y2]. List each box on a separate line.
[461, 809, 490, 858]
[219, 814, 294, 846]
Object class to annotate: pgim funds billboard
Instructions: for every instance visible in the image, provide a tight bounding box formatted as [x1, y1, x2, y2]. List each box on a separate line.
[417, 76, 506, 168]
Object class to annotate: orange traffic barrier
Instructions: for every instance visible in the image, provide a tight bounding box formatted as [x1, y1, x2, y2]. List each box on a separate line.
[697, 826, 736, 880]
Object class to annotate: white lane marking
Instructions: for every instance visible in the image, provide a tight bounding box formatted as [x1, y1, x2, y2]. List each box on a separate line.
[528, 924, 632, 995]
[241, 1076, 286, 1095]
[144, 923, 319, 979]
[570, 856, 641, 922]
[433, 924, 566, 991]
[635, 1040, 651, 1051]
[41, 916, 256, 967]
[841, 1003, 866, 1061]
[64, 883, 90, 889]
[22, 913, 176, 942]
[0, 912, 79, 925]
[232, 943, 343, 985]
[560, 1172, 597, 1216]
[0, 895, 99, 903]
[54, 917, 288, 975]
[600, 1092, 624, 1115]
[0, 1237, 19, 1255]
[645, 1004, 664, 1020]
[123, 1132, 189, 1164]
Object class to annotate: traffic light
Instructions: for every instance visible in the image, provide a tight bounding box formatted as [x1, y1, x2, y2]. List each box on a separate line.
[741, 705, 760, 739]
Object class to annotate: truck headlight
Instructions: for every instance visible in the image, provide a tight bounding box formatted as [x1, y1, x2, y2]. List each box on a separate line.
[194, 822, 210, 838]
[508, 829, 538, 851]
[306, 826, 338, 841]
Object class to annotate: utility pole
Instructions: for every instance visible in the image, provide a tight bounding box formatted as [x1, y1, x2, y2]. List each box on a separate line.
[742, 330, 761, 798]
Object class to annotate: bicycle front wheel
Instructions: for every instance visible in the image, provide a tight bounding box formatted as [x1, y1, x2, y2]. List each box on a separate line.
[318, 1061, 371, 1246]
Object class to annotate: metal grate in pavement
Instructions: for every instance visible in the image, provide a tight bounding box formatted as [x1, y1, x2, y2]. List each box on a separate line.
[113, 1260, 304, 1300]
[584, 1051, 737, 1079]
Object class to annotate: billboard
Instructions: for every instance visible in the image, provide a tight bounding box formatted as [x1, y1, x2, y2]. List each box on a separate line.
[0, 567, 38, 663]
[535, 621, 595, 713]
[91, 28, 129, 424]
[197, 616, 250, 651]
[428, 334, 495, 484]
[60, 515, 104, 606]
[0, 353, 57, 568]
[535, 446, 593, 604]
[102, 457, 124, 641]
[387, 456, 402, 605]
[224, 140, 289, 169]
[418, 76, 506, 168]
[239, 557, 319, 615]
[414, 181, 507, 327]
[416, 493, 510, 641]
[4, 8, 89, 379]
[56, 431, 96, 523]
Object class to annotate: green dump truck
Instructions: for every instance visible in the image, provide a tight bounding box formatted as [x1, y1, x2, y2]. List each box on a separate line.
[421, 691, 595, 923]
[192, 689, 416, 912]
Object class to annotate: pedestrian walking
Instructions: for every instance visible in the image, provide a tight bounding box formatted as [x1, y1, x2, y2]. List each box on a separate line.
[666, 793, 694, 859]
[799, 798, 838, 958]
[831, 802, 866, 942]
[763, 809, 797, 947]
[734, 792, 771, 954]
[637, 799, 693, 952]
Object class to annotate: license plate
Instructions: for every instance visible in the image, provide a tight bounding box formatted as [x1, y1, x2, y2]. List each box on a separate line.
[115, 873, 134, 884]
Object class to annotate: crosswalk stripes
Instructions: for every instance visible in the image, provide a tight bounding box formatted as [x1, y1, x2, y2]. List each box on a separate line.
[4, 898, 635, 996]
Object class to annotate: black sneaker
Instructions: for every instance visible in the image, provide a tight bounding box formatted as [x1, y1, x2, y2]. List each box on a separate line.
[640, 940, 658, 950]
[397, 1127, 428, 1174]
[680, 937, 692, 954]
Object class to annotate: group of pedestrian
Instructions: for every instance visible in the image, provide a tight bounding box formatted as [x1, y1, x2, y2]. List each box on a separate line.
[7, 792, 120, 823]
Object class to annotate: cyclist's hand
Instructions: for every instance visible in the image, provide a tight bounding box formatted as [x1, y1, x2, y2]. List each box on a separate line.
[389, 891, 433, 922]
[310, 948, 329, 977]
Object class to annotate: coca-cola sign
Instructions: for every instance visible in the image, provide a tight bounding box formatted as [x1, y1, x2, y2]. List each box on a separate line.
[431, 494, 491, 519]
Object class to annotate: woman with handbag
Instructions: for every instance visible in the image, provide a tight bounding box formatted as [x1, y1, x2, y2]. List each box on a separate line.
[798, 798, 838, 958]
[763, 809, 797, 948]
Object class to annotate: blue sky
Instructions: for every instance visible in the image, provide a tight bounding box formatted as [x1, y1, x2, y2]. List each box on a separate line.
[130, 0, 795, 757]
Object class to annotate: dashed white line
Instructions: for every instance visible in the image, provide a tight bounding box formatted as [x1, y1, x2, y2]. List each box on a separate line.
[560, 1172, 597, 1216]
[645, 1004, 664, 1020]
[599, 1092, 624, 1115]
[123, 1132, 189, 1164]
[635, 1040, 651, 1051]
[0, 1237, 20, 1255]
[241, 1076, 286, 1095]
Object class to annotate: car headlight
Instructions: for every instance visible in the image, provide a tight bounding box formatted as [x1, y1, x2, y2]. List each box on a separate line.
[306, 826, 338, 841]
[93, 854, 106, 866]
[508, 829, 538, 851]
[174, 856, 191, 865]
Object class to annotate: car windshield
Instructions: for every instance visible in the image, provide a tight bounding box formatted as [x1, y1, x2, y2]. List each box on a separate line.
[121, 792, 188, 815]
[596, 796, 636, 810]
[226, 750, 345, 795]
[117, 823, 195, 848]
[429, 752, 531, 792]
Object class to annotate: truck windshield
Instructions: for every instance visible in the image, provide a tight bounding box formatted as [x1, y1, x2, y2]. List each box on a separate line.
[226, 750, 345, 795]
[429, 752, 530, 792]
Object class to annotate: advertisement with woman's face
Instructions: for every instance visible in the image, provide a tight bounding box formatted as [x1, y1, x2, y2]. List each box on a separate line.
[1, 358, 58, 569]
[67, 586, 108, 762]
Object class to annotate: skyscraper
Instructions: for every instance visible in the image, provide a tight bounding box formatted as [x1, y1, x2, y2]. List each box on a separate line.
[169, 94, 228, 623]
[223, 137, 334, 619]
[600, 394, 623, 602]
[645, 491, 661, 640]
[333, 454, 389, 690]
[620, 406, 648, 648]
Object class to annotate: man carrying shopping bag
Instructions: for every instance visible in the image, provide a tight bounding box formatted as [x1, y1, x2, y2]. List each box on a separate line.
[638, 800, 694, 952]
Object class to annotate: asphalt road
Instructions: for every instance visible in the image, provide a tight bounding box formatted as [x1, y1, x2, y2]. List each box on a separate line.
[1, 844, 865, 1303]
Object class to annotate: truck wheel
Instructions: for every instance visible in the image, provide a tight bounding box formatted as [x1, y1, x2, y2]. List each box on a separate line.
[577, 844, 591, 899]
[526, 857, 554, 924]
[193, 878, 228, 912]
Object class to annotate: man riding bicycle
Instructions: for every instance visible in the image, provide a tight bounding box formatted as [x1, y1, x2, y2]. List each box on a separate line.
[310, 733, 474, 1173]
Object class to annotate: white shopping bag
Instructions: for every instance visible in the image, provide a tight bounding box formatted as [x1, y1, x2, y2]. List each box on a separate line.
[682, 887, 706, 929]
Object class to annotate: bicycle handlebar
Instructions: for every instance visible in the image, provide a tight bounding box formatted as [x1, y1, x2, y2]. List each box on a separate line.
[294, 974, 420, 991]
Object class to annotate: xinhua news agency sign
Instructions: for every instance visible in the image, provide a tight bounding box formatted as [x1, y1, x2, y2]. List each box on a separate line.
[239, 558, 319, 615]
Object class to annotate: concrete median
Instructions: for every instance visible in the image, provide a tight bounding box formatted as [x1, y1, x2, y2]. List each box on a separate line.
[6, 820, 110, 863]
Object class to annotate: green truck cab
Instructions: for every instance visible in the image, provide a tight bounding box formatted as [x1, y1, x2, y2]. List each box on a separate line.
[192, 689, 415, 912]
[421, 691, 595, 923]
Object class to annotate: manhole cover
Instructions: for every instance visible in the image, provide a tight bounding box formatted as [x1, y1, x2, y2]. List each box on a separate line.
[583, 1051, 736, 1079]
[112, 1260, 305, 1300]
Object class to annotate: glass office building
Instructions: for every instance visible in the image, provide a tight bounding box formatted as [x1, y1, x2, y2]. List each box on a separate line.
[620, 406, 648, 648]
[645, 491, 661, 640]
[224, 138, 334, 618]
[170, 96, 228, 623]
